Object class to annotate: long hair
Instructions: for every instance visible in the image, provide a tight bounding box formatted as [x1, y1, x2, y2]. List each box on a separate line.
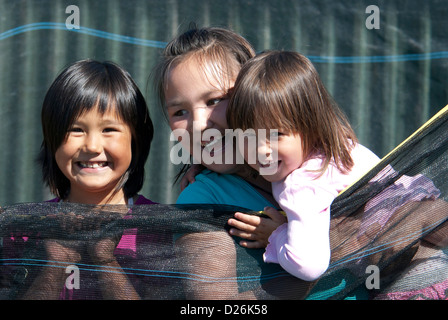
[152, 25, 255, 117]
[151, 25, 255, 182]
[227, 50, 358, 175]
[38, 59, 153, 200]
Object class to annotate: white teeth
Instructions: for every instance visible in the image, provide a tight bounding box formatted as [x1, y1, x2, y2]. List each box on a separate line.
[79, 162, 108, 169]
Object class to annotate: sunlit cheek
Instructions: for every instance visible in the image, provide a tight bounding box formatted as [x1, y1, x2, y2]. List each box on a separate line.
[110, 135, 133, 167]
[124, 142, 133, 165]
[170, 119, 190, 138]
[210, 100, 229, 128]
[54, 148, 65, 169]
[171, 128, 192, 155]
[54, 139, 76, 164]
[240, 138, 258, 167]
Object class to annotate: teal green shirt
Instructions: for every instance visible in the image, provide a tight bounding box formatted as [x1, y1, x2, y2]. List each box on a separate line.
[177, 169, 276, 210]
[176, 170, 366, 300]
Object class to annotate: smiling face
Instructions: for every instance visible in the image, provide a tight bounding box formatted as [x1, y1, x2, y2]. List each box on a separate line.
[54, 106, 132, 204]
[165, 56, 240, 173]
[241, 129, 305, 182]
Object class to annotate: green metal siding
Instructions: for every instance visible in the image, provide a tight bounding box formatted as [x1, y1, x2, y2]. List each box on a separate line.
[0, 0, 447, 205]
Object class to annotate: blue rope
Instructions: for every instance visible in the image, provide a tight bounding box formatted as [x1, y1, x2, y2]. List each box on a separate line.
[1, 22, 447, 63]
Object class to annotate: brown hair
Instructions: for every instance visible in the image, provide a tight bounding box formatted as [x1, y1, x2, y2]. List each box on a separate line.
[151, 26, 256, 182]
[152, 26, 256, 116]
[227, 50, 358, 175]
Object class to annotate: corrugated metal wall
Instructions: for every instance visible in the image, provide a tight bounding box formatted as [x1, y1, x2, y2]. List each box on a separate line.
[0, 0, 447, 205]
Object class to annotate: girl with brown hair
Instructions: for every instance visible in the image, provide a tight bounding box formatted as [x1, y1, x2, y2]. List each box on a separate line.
[227, 50, 380, 281]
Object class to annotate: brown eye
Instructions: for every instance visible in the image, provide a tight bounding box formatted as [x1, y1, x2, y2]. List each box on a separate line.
[173, 109, 188, 117]
[206, 98, 223, 106]
[68, 127, 83, 133]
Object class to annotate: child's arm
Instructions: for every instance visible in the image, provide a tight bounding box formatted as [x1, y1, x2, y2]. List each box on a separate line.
[175, 229, 316, 299]
[22, 240, 82, 299]
[227, 208, 287, 248]
[265, 179, 336, 281]
[175, 231, 240, 299]
[88, 237, 140, 300]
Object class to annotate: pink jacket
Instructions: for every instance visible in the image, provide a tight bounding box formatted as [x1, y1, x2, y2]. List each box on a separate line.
[264, 144, 379, 281]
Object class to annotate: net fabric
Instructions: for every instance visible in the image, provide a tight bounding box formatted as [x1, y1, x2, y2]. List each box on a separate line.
[1, 105, 448, 300]
[0, 203, 298, 300]
[326, 104, 448, 300]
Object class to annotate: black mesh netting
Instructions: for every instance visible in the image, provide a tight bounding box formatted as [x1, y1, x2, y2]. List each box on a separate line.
[1, 105, 448, 300]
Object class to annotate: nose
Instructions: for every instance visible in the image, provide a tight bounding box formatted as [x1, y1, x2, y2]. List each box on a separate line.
[190, 107, 211, 133]
[84, 133, 103, 154]
[257, 137, 273, 161]
[257, 131, 279, 164]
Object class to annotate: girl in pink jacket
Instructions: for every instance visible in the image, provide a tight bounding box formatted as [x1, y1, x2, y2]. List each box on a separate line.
[227, 50, 380, 281]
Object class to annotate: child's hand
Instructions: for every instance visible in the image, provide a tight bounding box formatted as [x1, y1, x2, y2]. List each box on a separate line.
[227, 207, 287, 249]
[88, 237, 120, 265]
[180, 164, 205, 191]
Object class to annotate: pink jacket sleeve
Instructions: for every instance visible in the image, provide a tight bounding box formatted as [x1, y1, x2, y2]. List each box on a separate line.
[264, 144, 379, 281]
[264, 164, 335, 281]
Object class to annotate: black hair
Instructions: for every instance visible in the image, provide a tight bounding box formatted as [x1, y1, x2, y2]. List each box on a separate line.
[38, 59, 153, 200]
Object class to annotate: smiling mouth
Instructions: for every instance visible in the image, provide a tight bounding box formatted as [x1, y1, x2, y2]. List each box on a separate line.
[201, 133, 230, 154]
[77, 161, 109, 169]
[258, 159, 281, 170]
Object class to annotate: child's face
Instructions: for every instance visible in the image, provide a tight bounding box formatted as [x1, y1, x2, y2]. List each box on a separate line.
[165, 57, 240, 174]
[242, 129, 304, 182]
[55, 106, 132, 203]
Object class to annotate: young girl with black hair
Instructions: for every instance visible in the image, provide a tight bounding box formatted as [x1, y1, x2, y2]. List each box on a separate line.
[17, 59, 157, 299]
[39, 59, 154, 205]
